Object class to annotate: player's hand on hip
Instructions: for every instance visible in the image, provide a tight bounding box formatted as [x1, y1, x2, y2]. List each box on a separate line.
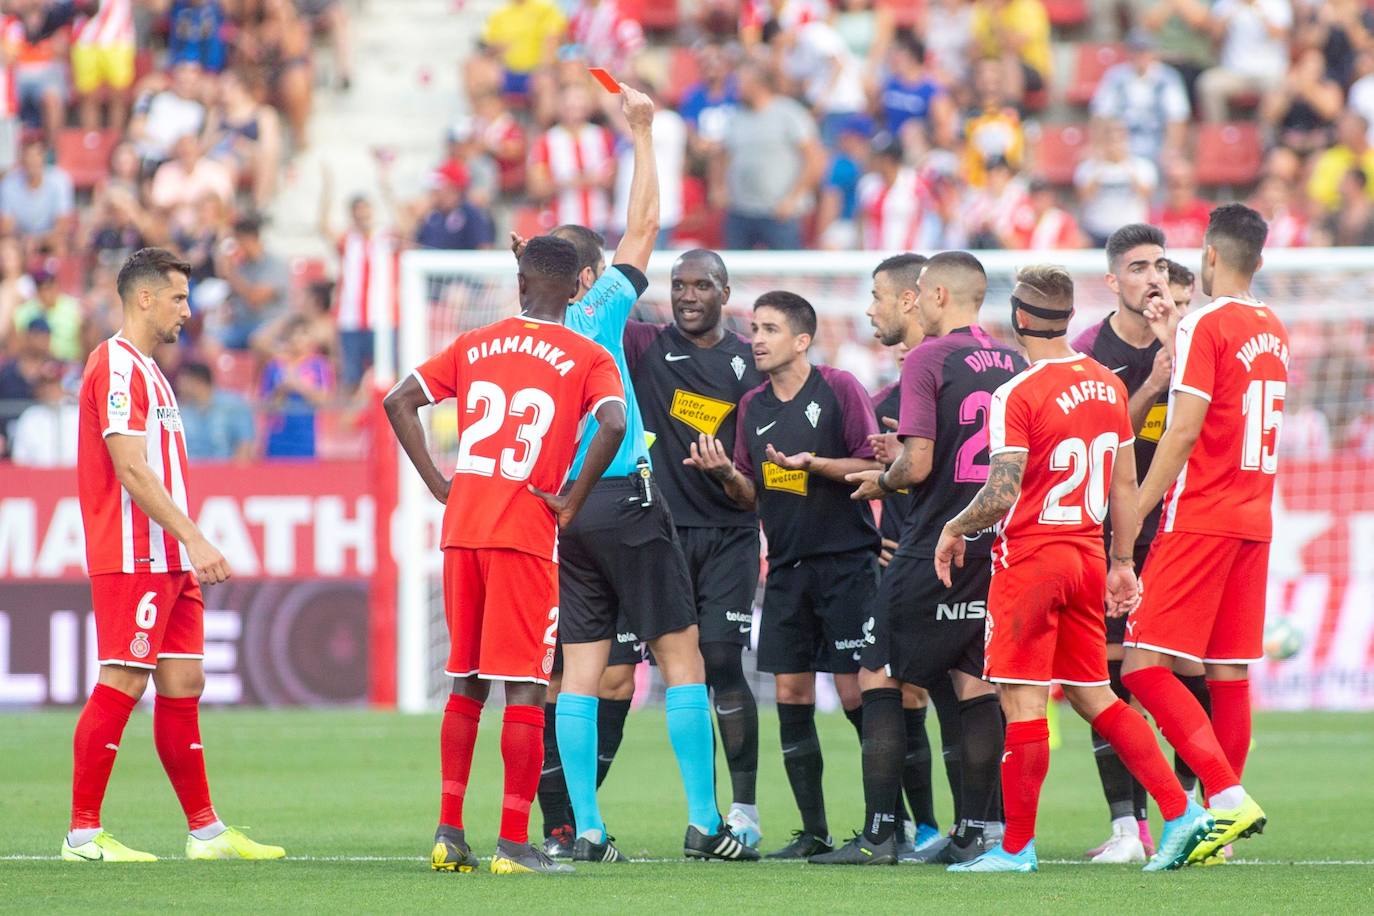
[619, 83, 655, 130]
[188, 536, 232, 585]
[1106, 565, 1141, 617]
[765, 443, 812, 470]
[846, 468, 884, 501]
[933, 526, 964, 588]
[527, 484, 576, 528]
[428, 476, 452, 505]
[685, 434, 734, 481]
[879, 537, 898, 568]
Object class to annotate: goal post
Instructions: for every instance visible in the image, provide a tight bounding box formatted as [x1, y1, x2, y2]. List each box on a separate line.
[393, 247, 1374, 712]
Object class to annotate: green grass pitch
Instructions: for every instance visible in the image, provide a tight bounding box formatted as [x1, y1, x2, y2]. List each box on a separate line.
[4, 707, 1372, 913]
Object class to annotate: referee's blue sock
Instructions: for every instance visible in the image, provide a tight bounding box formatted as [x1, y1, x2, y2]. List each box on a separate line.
[665, 683, 722, 834]
[555, 692, 605, 842]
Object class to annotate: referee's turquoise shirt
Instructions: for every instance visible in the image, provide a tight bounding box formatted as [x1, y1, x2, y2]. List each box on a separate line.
[566, 264, 650, 479]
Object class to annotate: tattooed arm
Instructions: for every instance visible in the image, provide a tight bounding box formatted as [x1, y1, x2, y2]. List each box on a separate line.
[933, 451, 1026, 586]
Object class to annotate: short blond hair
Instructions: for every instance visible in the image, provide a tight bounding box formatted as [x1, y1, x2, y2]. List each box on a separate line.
[1014, 264, 1075, 307]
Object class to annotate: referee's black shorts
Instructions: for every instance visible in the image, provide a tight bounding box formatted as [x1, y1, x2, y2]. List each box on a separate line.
[557, 476, 695, 647]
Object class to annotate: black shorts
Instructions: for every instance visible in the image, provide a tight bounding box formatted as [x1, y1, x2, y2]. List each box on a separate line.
[558, 477, 696, 646]
[861, 553, 991, 688]
[679, 525, 760, 646]
[1105, 544, 1154, 645]
[758, 549, 878, 676]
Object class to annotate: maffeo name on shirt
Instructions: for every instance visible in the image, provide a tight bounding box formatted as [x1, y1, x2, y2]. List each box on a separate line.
[1055, 379, 1119, 415]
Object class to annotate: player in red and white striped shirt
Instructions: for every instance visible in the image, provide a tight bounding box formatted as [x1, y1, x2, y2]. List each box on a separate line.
[65, 248, 284, 864]
[528, 83, 616, 234]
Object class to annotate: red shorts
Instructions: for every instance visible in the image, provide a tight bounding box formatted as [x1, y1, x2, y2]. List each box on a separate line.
[92, 572, 204, 669]
[443, 547, 559, 684]
[985, 541, 1109, 687]
[1125, 531, 1269, 664]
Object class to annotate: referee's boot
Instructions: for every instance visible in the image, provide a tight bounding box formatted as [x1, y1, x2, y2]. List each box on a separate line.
[808, 832, 897, 865]
[573, 831, 625, 863]
[684, 822, 760, 861]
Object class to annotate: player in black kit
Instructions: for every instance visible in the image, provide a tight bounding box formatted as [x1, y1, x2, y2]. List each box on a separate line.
[864, 254, 966, 860]
[605, 249, 769, 846]
[686, 291, 882, 859]
[1070, 224, 1207, 864]
[818, 251, 1025, 865]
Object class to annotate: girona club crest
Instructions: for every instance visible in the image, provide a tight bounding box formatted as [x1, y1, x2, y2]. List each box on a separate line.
[129, 631, 151, 659]
[542, 648, 556, 675]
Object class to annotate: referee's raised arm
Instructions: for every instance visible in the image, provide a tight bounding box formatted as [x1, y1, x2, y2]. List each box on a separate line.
[609, 82, 659, 274]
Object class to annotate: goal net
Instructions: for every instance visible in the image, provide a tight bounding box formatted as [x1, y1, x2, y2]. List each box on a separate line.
[394, 248, 1374, 712]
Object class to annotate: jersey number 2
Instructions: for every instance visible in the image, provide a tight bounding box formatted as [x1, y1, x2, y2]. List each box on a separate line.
[454, 381, 556, 481]
[1040, 432, 1119, 525]
[954, 391, 992, 483]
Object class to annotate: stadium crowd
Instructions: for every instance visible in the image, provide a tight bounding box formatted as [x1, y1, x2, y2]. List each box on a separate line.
[3, 0, 1374, 465]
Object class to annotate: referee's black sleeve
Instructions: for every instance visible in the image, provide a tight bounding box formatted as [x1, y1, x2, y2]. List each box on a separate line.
[612, 264, 649, 298]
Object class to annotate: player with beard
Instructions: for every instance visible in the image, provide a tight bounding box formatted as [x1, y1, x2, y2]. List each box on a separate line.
[686, 291, 882, 860]
[862, 253, 963, 860]
[1070, 224, 1208, 864]
[819, 251, 1025, 866]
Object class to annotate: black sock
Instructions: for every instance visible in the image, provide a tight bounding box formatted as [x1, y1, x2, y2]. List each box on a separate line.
[902, 705, 936, 830]
[1174, 673, 1211, 795]
[929, 677, 963, 824]
[595, 698, 631, 789]
[843, 703, 863, 742]
[703, 642, 758, 806]
[537, 700, 572, 837]
[955, 694, 1003, 846]
[859, 688, 904, 845]
[778, 702, 827, 838]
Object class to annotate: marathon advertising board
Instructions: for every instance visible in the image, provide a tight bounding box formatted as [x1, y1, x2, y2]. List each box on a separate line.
[0, 462, 377, 707]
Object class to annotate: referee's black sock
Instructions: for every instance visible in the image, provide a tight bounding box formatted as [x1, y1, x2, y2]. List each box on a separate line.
[537, 701, 573, 837]
[702, 641, 758, 807]
[955, 694, 1003, 847]
[902, 704, 936, 830]
[1174, 673, 1211, 796]
[859, 688, 903, 845]
[929, 677, 963, 824]
[777, 702, 827, 839]
[595, 698, 631, 789]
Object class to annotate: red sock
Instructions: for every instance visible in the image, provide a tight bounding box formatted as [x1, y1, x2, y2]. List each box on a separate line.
[1123, 666, 1238, 799]
[154, 695, 218, 830]
[1092, 700, 1188, 820]
[1000, 719, 1050, 855]
[1206, 679, 1251, 779]
[499, 705, 546, 845]
[440, 694, 483, 829]
[71, 684, 138, 830]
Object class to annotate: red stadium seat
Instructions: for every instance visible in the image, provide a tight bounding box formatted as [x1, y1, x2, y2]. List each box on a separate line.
[214, 350, 259, 395]
[512, 205, 553, 240]
[672, 175, 723, 249]
[55, 128, 121, 191]
[290, 257, 328, 290]
[878, 0, 924, 30]
[1194, 122, 1263, 187]
[1067, 43, 1126, 106]
[664, 46, 700, 107]
[635, 0, 680, 33]
[1031, 123, 1090, 186]
[1044, 0, 1089, 28]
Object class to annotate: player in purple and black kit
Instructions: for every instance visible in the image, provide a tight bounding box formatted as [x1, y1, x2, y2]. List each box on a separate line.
[686, 291, 882, 860]
[825, 251, 1026, 866]
[1070, 224, 1207, 864]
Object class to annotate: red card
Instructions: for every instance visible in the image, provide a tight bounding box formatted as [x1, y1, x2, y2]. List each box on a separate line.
[588, 67, 620, 93]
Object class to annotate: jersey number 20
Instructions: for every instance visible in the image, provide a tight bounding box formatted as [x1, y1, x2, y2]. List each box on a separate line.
[454, 381, 556, 481]
[1039, 432, 1119, 526]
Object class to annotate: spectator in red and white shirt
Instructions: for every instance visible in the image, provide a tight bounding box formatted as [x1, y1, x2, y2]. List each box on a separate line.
[857, 134, 941, 251]
[471, 90, 528, 199]
[527, 82, 616, 233]
[962, 155, 1029, 249]
[3, 0, 71, 141]
[567, 0, 643, 74]
[71, 0, 135, 130]
[1150, 159, 1212, 249]
[740, 0, 822, 46]
[1249, 174, 1309, 248]
[1007, 178, 1084, 250]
